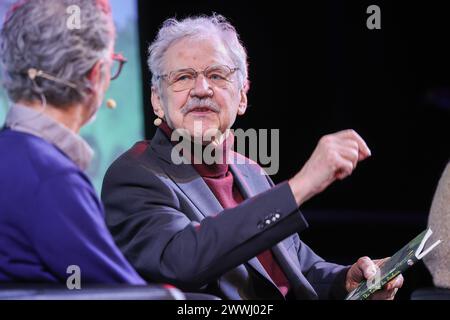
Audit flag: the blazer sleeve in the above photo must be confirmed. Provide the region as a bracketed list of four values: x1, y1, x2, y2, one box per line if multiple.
[101, 155, 309, 290]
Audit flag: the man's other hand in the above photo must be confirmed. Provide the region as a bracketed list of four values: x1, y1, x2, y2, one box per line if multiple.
[346, 256, 404, 300]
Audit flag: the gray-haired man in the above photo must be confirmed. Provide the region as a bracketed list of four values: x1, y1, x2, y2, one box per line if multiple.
[102, 14, 403, 299]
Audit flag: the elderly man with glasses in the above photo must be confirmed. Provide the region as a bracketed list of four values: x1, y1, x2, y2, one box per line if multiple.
[102, 14, 403, 299]
[0, 0, 144, 285]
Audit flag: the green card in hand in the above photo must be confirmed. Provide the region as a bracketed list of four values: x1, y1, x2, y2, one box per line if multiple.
[345, 228, 442, 300]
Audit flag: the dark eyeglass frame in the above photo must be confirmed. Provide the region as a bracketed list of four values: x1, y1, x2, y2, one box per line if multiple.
[110, 53, 127, 80]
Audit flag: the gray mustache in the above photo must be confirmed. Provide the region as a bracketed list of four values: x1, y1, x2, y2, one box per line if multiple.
[180, 98, 220, 115]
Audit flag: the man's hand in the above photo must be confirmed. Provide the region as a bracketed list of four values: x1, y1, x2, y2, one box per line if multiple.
[346, 256, 404, 300]
[289, 129, 371, 206]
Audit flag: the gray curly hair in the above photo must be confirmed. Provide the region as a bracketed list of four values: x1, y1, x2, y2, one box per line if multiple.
[0, 0, 114, 108]
[148, 14, 249, 95]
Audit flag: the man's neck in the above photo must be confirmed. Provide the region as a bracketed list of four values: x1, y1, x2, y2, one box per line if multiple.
[159, 121, 234, 168]
[17, 100, 87, 133]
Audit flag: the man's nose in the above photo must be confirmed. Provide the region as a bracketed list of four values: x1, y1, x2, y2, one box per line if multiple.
[190, 74, 213, 98]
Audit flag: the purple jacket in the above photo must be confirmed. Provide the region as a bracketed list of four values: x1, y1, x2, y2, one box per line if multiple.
[0, 128, 145, 285]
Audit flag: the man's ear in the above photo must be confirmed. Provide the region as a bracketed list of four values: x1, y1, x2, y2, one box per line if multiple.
[237, 85, 248, 116]
[86, 60, 103, 89]
[151, 86, 165, 118]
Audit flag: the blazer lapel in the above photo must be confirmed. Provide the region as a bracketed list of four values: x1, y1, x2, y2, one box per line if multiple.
[229, 161, 285, 291]
[272, 244, 318, 300]
[149, 129, 223, 218]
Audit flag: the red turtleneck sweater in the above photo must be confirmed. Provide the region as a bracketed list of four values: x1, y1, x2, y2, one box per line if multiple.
[159, 122, 290, 297]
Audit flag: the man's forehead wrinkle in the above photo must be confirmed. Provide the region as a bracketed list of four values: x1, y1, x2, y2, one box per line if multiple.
[163, 36, 233, 72]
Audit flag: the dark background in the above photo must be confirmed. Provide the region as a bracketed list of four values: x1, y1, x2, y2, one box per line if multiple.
[137, 0, 449, 300]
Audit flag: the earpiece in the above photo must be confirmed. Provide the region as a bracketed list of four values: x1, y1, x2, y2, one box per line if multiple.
[154, 117, 162, 126]
[106, 99, 117, 109]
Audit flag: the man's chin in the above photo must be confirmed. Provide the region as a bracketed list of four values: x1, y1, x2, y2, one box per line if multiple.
[192, 128, 221, 145]
[183, 121, 221, 142]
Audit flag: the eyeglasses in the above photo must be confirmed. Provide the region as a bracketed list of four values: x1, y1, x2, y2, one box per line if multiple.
[157, 65, 239, 92]
[110, 52, 127, 80]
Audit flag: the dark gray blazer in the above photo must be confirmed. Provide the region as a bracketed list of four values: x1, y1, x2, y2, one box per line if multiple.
[101, 129, 349, 300]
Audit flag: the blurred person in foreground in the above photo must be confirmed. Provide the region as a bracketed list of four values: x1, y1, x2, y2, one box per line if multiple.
[0, 0, 144, 285]
[424, 161, 450, 290]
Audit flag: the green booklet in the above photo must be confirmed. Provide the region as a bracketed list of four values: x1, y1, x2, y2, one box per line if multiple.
[345, 228, 442, 300]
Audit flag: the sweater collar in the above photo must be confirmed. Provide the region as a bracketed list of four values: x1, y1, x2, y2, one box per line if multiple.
[158, 121, 233, 178]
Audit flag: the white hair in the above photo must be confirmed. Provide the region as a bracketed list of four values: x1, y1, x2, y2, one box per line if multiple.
[148, 14, 249, 94]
